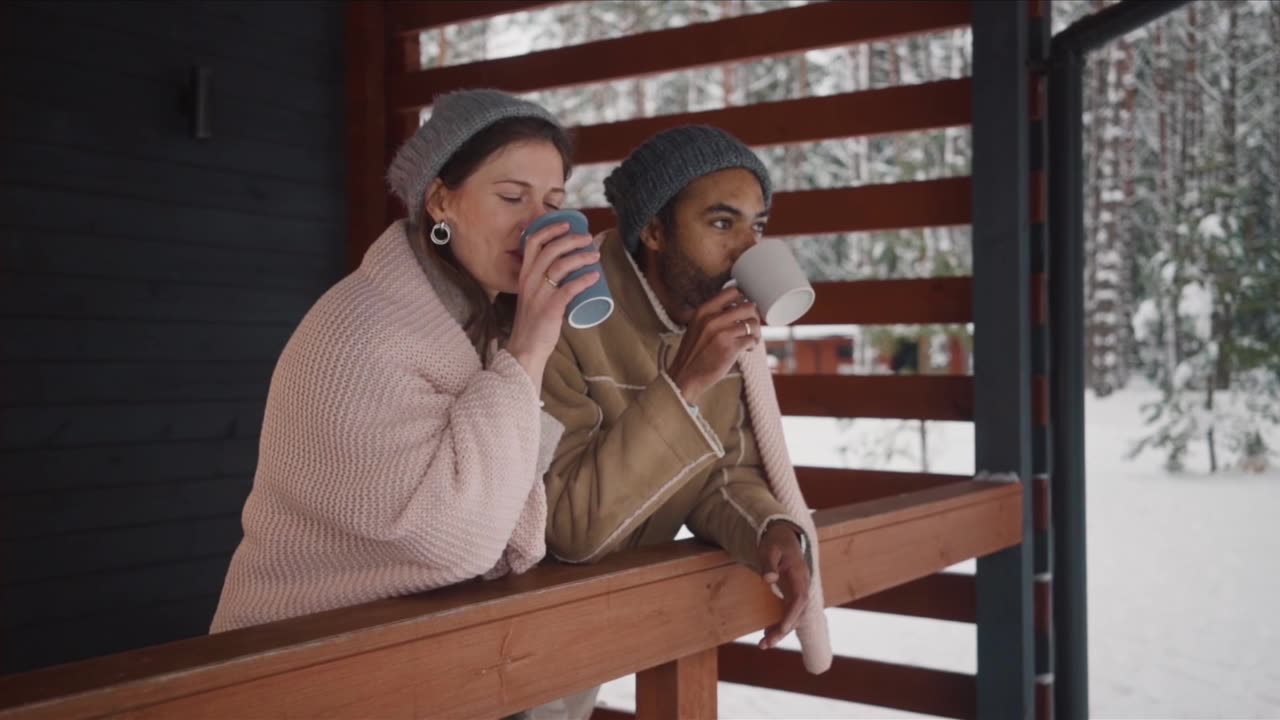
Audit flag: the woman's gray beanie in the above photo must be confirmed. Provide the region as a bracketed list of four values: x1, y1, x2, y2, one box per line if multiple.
[386, 89, 561, 230]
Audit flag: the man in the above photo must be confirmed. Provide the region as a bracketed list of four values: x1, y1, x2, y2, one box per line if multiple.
[540, 126, 832, 675]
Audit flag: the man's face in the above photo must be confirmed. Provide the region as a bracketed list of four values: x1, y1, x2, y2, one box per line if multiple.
[645, 168, 769, 321]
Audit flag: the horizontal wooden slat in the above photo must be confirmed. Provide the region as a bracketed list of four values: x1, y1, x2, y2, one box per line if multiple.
[1034, 371, 1044, 422]
[776, 374, 973, 421]
[582, 177, 974, 238]
[770, 177, 976, 235]
[796, 467, 966, 509]
[801, 277, 973, 326]
[1038, 677, 1053, 720]
[391, 1, 972, 108]
[594, 636, 988, 720]
[1032, 271, 1047, 325]
[1033, 474, 1050, 532]
[1032, 169, 1045, 223]
[1035, 576, 1052, 635]
[388, 1, 559, 34]
[573, 79, 974, 165]
[720, 643, 976, 719]
[844, 572, 976, 623]
[0, 481, 1021, 720]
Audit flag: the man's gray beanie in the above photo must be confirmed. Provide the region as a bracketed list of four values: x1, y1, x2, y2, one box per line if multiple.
[603, 125, 772, 253]
[386, 89, 561, 230]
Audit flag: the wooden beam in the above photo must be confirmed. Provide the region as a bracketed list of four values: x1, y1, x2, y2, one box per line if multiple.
[775, 375, 973, 421]
[0, 482, 1021, 720]
[844, 572, 976, 624]
[581, 177, 973, 239]
[719, 644, 976, 719]
[387, 1, 560, 35]
[345, 0, 390, 271]
[572, 79, 974, 165]
[800, 277, 973, 326]
[796, 467, 966, 510]
[771, 177, 976, 235]
[635, 648, 716, 720]
[391, 1, 972, 108]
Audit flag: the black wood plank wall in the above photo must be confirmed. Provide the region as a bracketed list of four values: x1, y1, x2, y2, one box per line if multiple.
[0, 0, 347, 673]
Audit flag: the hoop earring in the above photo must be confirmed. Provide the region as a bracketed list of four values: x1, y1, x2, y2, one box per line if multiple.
[430, 220, 452, 246]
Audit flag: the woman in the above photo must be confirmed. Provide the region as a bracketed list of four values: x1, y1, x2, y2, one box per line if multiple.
[210, 89, 599, 638]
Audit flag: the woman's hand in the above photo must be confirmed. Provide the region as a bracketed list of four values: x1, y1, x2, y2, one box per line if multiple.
[506, 222, 600, 383]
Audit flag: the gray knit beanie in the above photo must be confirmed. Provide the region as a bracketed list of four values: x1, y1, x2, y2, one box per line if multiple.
[386, 89, 561, 230]
[603, 125, 772, 253]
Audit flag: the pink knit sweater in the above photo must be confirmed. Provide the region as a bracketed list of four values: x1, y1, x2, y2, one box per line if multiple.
[210, 222, 553, 633]
[738, 340, 833, 673]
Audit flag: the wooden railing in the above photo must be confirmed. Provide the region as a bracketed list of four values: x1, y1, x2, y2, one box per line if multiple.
[0, 481, 1020, 720]
[344, 0, 1050, 715]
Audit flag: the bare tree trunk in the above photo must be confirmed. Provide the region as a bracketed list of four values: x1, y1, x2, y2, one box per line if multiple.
[1084, 0, 1110, 393]
[919, 421, 930, 472]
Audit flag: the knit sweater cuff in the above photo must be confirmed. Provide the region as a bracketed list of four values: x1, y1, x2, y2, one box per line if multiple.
[491, 349, 542, 409]
[536, 411, 565, 479]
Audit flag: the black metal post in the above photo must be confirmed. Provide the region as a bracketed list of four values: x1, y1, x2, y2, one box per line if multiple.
[1048, 43, 1088, 720]
[1047, 2, 1194, 719]
[1055, 0, 1194, 54]
[972, 2, 1034, 718]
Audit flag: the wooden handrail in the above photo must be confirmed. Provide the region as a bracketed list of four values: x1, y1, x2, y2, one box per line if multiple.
[0, 481, 1020, 720]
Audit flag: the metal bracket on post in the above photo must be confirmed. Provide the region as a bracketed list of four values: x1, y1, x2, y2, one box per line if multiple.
[975, 471, 1022, 484]
[181, 65, 213, 140]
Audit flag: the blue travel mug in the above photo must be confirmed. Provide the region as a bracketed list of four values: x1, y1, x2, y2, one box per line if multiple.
[520, 209, 614, 329]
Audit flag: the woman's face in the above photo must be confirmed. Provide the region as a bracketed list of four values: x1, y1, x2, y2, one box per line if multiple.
[426, 140, 567, 298]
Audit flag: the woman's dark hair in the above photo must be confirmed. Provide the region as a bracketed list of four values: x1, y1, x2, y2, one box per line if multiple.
[418, 116, 574, 364]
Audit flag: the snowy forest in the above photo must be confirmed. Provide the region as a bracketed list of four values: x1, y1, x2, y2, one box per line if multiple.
[415, 0, 1280, 474]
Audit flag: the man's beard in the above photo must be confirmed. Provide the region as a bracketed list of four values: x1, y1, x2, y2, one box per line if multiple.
[657, 235, 731, 315]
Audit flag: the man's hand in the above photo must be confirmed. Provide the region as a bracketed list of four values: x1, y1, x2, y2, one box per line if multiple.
[756, 521, 810, 650]
[667, 288, 761, 404]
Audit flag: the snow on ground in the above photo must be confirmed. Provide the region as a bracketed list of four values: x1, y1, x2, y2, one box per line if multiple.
[596, 383, 1280, 718]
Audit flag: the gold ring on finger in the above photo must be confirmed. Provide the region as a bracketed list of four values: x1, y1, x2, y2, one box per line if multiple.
[544, 274, 560, 289]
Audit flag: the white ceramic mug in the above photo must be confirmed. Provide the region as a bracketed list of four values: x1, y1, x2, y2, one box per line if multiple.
[728, 239, 815, 326]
